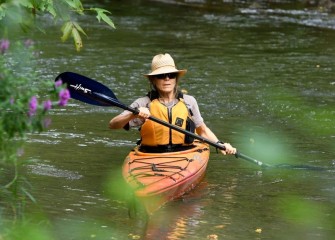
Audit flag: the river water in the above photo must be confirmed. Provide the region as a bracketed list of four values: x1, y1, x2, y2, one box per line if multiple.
[24, 1, 334, 239]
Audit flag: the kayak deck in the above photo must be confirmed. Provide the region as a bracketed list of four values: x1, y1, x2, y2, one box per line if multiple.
[122, 141, 210, 214]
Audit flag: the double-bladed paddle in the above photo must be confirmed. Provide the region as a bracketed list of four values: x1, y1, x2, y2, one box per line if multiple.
[55, 72, 267, 166]
[55, 72, 327, 171]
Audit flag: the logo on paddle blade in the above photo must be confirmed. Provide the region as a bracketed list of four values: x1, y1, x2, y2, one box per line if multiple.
[69, 84, 92, 94]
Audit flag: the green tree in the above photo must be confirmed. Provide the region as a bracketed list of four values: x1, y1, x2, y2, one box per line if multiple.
[0, 0, 115, 51]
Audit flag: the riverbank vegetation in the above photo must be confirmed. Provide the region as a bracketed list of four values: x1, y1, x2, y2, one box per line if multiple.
[0, 1, 114, 238]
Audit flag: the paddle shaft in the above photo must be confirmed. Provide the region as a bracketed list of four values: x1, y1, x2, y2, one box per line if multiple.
[96, 91, 324, 170]
[59, 72, 329, 171]
[94, 92, 269, 167]
[58, 72, 270, 168]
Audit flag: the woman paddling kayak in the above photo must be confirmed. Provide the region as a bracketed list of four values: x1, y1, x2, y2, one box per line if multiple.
[109, 53, 236, 155]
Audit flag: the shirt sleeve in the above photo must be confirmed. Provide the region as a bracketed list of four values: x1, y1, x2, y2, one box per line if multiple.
[120, 96, 150, 128]
[183, 94, 204, 128]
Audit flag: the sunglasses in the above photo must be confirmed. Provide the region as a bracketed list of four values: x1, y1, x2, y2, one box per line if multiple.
[154, 72, 178, 79]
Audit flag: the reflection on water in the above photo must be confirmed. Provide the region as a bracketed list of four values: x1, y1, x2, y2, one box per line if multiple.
[142, 182, 209, 240]
[21, 1, 335, 239]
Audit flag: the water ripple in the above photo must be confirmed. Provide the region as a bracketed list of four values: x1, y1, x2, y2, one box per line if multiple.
[239, 8, 335, 30]
[28, 163, 83, 180]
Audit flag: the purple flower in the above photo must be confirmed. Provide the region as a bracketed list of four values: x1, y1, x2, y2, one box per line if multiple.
[55, 79, 63, 88]
[0, 39, 10, 54]
[43, 100, 52, 111]
[28, 96, 38, 117]
[58, 89, 70, 106]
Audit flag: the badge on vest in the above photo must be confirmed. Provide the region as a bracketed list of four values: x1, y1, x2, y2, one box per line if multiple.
[175, 117, 184, 127]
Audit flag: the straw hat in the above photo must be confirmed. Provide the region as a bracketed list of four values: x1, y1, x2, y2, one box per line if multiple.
[144, 53, 187, 78]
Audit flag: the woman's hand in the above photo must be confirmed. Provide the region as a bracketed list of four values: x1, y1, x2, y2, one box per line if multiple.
[137, 107, 151, 120]
[218, 142, 237, 155]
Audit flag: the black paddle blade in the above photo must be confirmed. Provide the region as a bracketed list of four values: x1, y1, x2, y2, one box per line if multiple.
[55, 72, 118, 107]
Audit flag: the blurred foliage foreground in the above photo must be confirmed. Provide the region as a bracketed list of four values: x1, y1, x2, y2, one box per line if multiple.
[0, 0, 114, 239]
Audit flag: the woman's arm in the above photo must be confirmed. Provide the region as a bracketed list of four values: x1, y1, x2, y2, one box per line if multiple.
[109, 97, 151, 130]
[196, 123, 236, 155]
[109, 107, 150, 129]
[109, 111, 135, 129]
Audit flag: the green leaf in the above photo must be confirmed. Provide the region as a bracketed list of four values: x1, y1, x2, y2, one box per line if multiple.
[21, 187, 36, 203]
[18, 0, 34, 8]
[0, 9, 4, 20]
[0, 3, 8, 20]
[71, 27, 82, 51]
[45, 0, 57, 17]
[64, 0, 83, 11]
[72, 21, 86, 36]
[61, 21, 73, 42]
[91, 7, 116, 29]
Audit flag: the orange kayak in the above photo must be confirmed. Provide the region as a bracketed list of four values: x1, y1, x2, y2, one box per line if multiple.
[122, 141, 210, 214]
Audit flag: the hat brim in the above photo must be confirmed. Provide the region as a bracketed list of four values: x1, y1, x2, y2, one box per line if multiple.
[144, 66, 187, 78]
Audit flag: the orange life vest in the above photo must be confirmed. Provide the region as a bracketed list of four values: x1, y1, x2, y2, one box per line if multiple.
[140, 92, 193, 146]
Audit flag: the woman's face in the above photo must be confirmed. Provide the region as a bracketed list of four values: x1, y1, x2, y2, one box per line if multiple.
[152, 72, 178, 94]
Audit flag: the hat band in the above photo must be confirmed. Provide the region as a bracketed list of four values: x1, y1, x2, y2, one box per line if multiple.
[152, 64, 176, 72]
